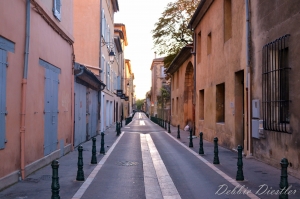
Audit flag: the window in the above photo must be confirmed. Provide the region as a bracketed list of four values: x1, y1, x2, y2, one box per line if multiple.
[262, 35, 290, 133]
[176, 97, 179, 114]
[207, 32, 212, 55]
[216, 83, 225, 123]
[106, 63, 110, 90]
[0, 49, 7, 149]
[172, 98, 174, 114]
[197, 32, 201, 64]
[161, 66, 165, 78]
[224, 0, 232, 42]
[176, 71, 179, 89]
[101, 56, 105, 82]
[101, 9, 106, 38]
[199, 90, 204, 120]
[53, 0, 61, 21]
[0, 36, 14, 149]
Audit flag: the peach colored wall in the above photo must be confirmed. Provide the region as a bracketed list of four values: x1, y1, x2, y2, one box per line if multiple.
[0, 0, 73, 179]
[170, 57, 194, 129]
[193, 0, 247, 149]
[74, 0, 100, 72]
[0, 0, 25, 178]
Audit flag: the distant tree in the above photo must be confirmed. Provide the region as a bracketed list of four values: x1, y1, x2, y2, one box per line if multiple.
[136, 99, 145, 110]
[152, 0, 200, 68]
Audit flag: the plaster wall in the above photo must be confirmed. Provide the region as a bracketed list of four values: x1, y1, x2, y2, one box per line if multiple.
[250, 0, 300, 177]
[194, 0, 247, 149]
[0, 0, 73, 181]
[171, 57, 194, 129]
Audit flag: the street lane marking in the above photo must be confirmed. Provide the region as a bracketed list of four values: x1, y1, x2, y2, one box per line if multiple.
[141, 134, 164, 199]
[72, 132, 125, 199]
[164, 131, 259, 199]
[143, 134, 182, 199]
[140, 120, 145, 125]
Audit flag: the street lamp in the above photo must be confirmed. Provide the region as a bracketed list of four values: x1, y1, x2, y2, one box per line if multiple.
[101, 40, 116, 64]
[109, 49, 115, 64]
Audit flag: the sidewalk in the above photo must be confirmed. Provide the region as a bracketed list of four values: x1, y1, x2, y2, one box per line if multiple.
[0, 122, 123, 199]
[165, 123, 300, 198]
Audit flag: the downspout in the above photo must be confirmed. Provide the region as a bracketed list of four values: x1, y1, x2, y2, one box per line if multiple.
[245, 0, 252, 156]
[192, 29, 196, 135]
[99, 0, 103, 133]
[20, 0, 30, 179]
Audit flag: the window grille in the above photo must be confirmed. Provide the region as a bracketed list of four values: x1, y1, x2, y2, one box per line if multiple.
[262, 34, 290, 133]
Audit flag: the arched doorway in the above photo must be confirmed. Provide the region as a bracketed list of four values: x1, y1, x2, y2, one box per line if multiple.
[184, 62, 194, 129]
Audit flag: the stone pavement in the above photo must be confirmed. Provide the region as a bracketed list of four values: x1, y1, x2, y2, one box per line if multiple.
[0, 121, 124, 199]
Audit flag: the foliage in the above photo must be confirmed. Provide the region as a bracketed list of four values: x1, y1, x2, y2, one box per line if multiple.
[152, 0, 200, 67]
[157, 85, 171, 106]
[136, 99, 145, 110]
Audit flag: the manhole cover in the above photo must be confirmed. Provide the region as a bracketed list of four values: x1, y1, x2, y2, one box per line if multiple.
[40, 175, 52, 181]
[117, 161, 138, 166]
[24, 178, 40, 183]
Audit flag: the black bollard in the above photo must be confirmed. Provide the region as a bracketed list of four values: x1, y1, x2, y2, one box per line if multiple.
[177, 125, 180, 139]
[120, 119, 122, 128]
[279, 158, 289, 199]
[236, 145, 244, 181]
[91, 137, 97, 164]
[116, 122, 119, 136]
[168, 121, 171, 133]
[51, 160, 60, 199]
[189, 128, 193, 147]
[165, 120, 167, 129]
[213, 137, 220, 164]
[118, 122, 121, 136]
[100, 132, 106, 154]
[199, 132, 204, 155]
[76, 145, 85, 181]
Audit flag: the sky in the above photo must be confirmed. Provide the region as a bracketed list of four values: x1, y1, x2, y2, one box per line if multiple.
[114, 0, 175, 100]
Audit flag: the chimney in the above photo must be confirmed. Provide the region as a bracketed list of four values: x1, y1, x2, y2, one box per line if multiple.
[154, 51, 157, 59]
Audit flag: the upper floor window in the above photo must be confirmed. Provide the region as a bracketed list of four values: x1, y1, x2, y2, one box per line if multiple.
[262, 34, 290, 133]
[53, 0, 61, 21]
[197, 32, 201, 64]
[224, 0, 232, 42]
[207, 32, 212, 55]
[161, 66, 165, 78]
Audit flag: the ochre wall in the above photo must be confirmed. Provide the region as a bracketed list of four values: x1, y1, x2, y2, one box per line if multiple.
[194, 0, 247, 150]
[251, 0, 300, 177]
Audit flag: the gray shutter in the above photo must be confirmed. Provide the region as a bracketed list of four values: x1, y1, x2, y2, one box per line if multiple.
[117, 76, 121, 90]
[101, 56, 105, 81]
[53, 0, 61, 21]
[101, 10, 105, 37]
[0, 49, 7, 149]
[106, 63, 110, 90]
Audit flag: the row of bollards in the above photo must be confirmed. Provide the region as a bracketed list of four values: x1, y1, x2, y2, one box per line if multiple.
[51, 131, 111, 198]
[197, 131, 290, 198]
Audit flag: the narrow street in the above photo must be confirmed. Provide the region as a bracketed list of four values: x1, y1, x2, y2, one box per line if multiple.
[1, 112, 300, 199]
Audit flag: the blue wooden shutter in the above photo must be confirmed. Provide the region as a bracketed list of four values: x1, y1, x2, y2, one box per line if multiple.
[101, 10, 105, 37]
[101, 56, 105, 81]
[53, 0, 61, 21]
[117, 76, 121, 90]
[0, 49, 7, 149]
[106, 63, 110, 90]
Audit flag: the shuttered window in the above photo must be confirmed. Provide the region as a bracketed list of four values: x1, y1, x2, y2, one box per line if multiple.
[106, 63, 110, 90]
[53, 0, 61, 21]
[0, 49, 7, 149]
[117, 76, 121, 90]
[102, 10, 105, 38]
[101, 56, 105, 81]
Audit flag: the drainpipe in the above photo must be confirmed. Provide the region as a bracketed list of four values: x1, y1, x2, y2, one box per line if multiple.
[192, 29, 196, 134]
[99, 0, 103, 133]
[20, 0, 30, 179]
[245, 0, 252, 156]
